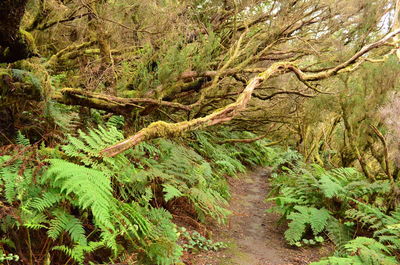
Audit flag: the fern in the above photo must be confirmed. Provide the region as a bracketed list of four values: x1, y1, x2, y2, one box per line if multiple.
[284, 206, 331, 245]
[0, 155, 36, 204]
[269, 152, 400, 264]
[106, 115, 125, 129]
[52, 241, 103, 264]
[138, 208, 182, 265]
[23, 212, 49, 230]
[326, 219, 354, 254]
[0, 156, 19, 203]
[311, 237, 397, 265]
[162, 184, 183, 202]
[29, 189, 62, 212]
[15, 131, 30, 146]
[44, 159, 113, 229]
[48, 209, 87, 246]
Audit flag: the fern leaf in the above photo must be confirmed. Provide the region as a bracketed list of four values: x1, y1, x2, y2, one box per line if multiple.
[48, 210, 87, 246]
[45, 159, 113, 229]
[162, 184, 183, 202]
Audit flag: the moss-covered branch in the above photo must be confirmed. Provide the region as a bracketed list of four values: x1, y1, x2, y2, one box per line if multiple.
[55, 88, 191, 114]
[101, 29, 400, 157]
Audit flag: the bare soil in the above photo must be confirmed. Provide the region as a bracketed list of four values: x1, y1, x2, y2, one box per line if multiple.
[184, 168, 333, 265]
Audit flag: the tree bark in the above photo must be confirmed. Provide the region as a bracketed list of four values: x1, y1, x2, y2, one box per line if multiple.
[0, 0, 37, 63]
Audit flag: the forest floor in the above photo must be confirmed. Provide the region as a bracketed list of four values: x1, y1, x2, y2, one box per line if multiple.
[184, 168, 333, 265]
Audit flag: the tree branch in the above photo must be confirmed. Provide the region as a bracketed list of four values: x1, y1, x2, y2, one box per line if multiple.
[253, 90, 315, 100]
[54, 88, 191, 114]
[100, 29, 400, 157]
[370, 125, 394, 185]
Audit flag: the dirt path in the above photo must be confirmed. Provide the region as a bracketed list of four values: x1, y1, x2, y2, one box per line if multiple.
[188, 168, 331, 265]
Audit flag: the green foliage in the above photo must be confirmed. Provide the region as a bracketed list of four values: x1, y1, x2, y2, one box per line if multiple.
[0, 155, 35, 204]
[48, 209, 87, 245]
[130, 138, 231, 224]
[11, 69, 41, 91]
[16, 131, 30, 146]
[192, 131, 246, 176]
[0, 123, 273, 264]
[284, 206, 330, 246]
[45, 160, 113, 230]
[52, 241, 103, 264]
[0, 253, 19, 262]
[268, 152, 400, 263]
[139, 208, 182, 265]
[180, 227, 227, 252]
[310, 237, 398, 265]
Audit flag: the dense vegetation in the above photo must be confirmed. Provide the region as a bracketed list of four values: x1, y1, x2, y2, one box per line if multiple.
[1, 0, 400, 264]
[1, 124, 275, 264]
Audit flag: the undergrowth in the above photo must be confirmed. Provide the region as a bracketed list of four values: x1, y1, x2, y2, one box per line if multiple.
[267, 151, 400, 264]
[0, 122, 275, 264]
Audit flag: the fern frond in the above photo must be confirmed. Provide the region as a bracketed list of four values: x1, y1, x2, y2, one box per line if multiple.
[15, 131, 30, 146]
[285, 206, 331, 245]
[23, 213, 49, 230]
[52, 241, 103, 265]
[48, 210, 87, 246]
[30, 190, 62, 212]
[45, 159, 113, 229]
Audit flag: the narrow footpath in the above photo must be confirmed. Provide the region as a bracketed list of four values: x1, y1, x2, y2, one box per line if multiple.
[189, 168, 331, 265]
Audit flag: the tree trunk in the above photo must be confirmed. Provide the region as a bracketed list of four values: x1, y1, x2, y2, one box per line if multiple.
[0, 0, 37, 63]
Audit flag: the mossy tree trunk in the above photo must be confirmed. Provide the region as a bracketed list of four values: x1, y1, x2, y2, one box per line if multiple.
[0, 0, 37, 63]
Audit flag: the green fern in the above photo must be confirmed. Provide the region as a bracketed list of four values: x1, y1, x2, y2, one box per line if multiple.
[29, 189, 62, 212]
[284, 206, 331, 245]
[15, 131, 30, 146]
[138, 208, 182, 265]
[23, 212, 49, 230]
[48, 209, 87, 246]
[311, 237, 397, 265]
[52, 241, 103, 264]
[45, 159, 113, 229]
[326, 219, 354, 254]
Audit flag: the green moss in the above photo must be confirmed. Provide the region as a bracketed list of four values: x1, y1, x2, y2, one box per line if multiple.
[0, 69, 11, 78]
[19, 29, 38, 54]
[0, 69, 12, 93]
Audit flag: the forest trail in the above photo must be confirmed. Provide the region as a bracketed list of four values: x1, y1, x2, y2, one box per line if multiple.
[189, 168, 331, 265]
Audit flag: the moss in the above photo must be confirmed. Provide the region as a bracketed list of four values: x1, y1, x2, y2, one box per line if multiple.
[121, 90, 140, 98]
[19, 29, 38, 54]
[0, 69, 12, 93]
[0, 69, 11, 78]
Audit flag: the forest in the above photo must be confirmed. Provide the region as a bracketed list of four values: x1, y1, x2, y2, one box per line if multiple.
[1, 0, 400, 264]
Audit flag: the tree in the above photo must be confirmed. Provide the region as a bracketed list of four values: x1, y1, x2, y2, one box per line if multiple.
[1, 0, 399, 157]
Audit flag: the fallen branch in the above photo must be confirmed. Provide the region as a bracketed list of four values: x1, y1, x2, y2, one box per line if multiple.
[54, 88, 191, 114]
[100, 29, 400, 157]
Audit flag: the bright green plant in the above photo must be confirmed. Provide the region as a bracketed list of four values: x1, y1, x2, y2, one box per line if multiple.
[267, 151, 400, 263]
[0, 125, 275, 264]
[284, 206, 330, 246]
[179, 227, 227, 252]
[310, 237, 398, 265]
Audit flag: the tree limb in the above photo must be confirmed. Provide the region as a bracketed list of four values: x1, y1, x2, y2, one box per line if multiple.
[100, 29, 400, 157]
[253, 90, 315, 100]
[54, 88, 191, 114]
[370, 125, 394, 185]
